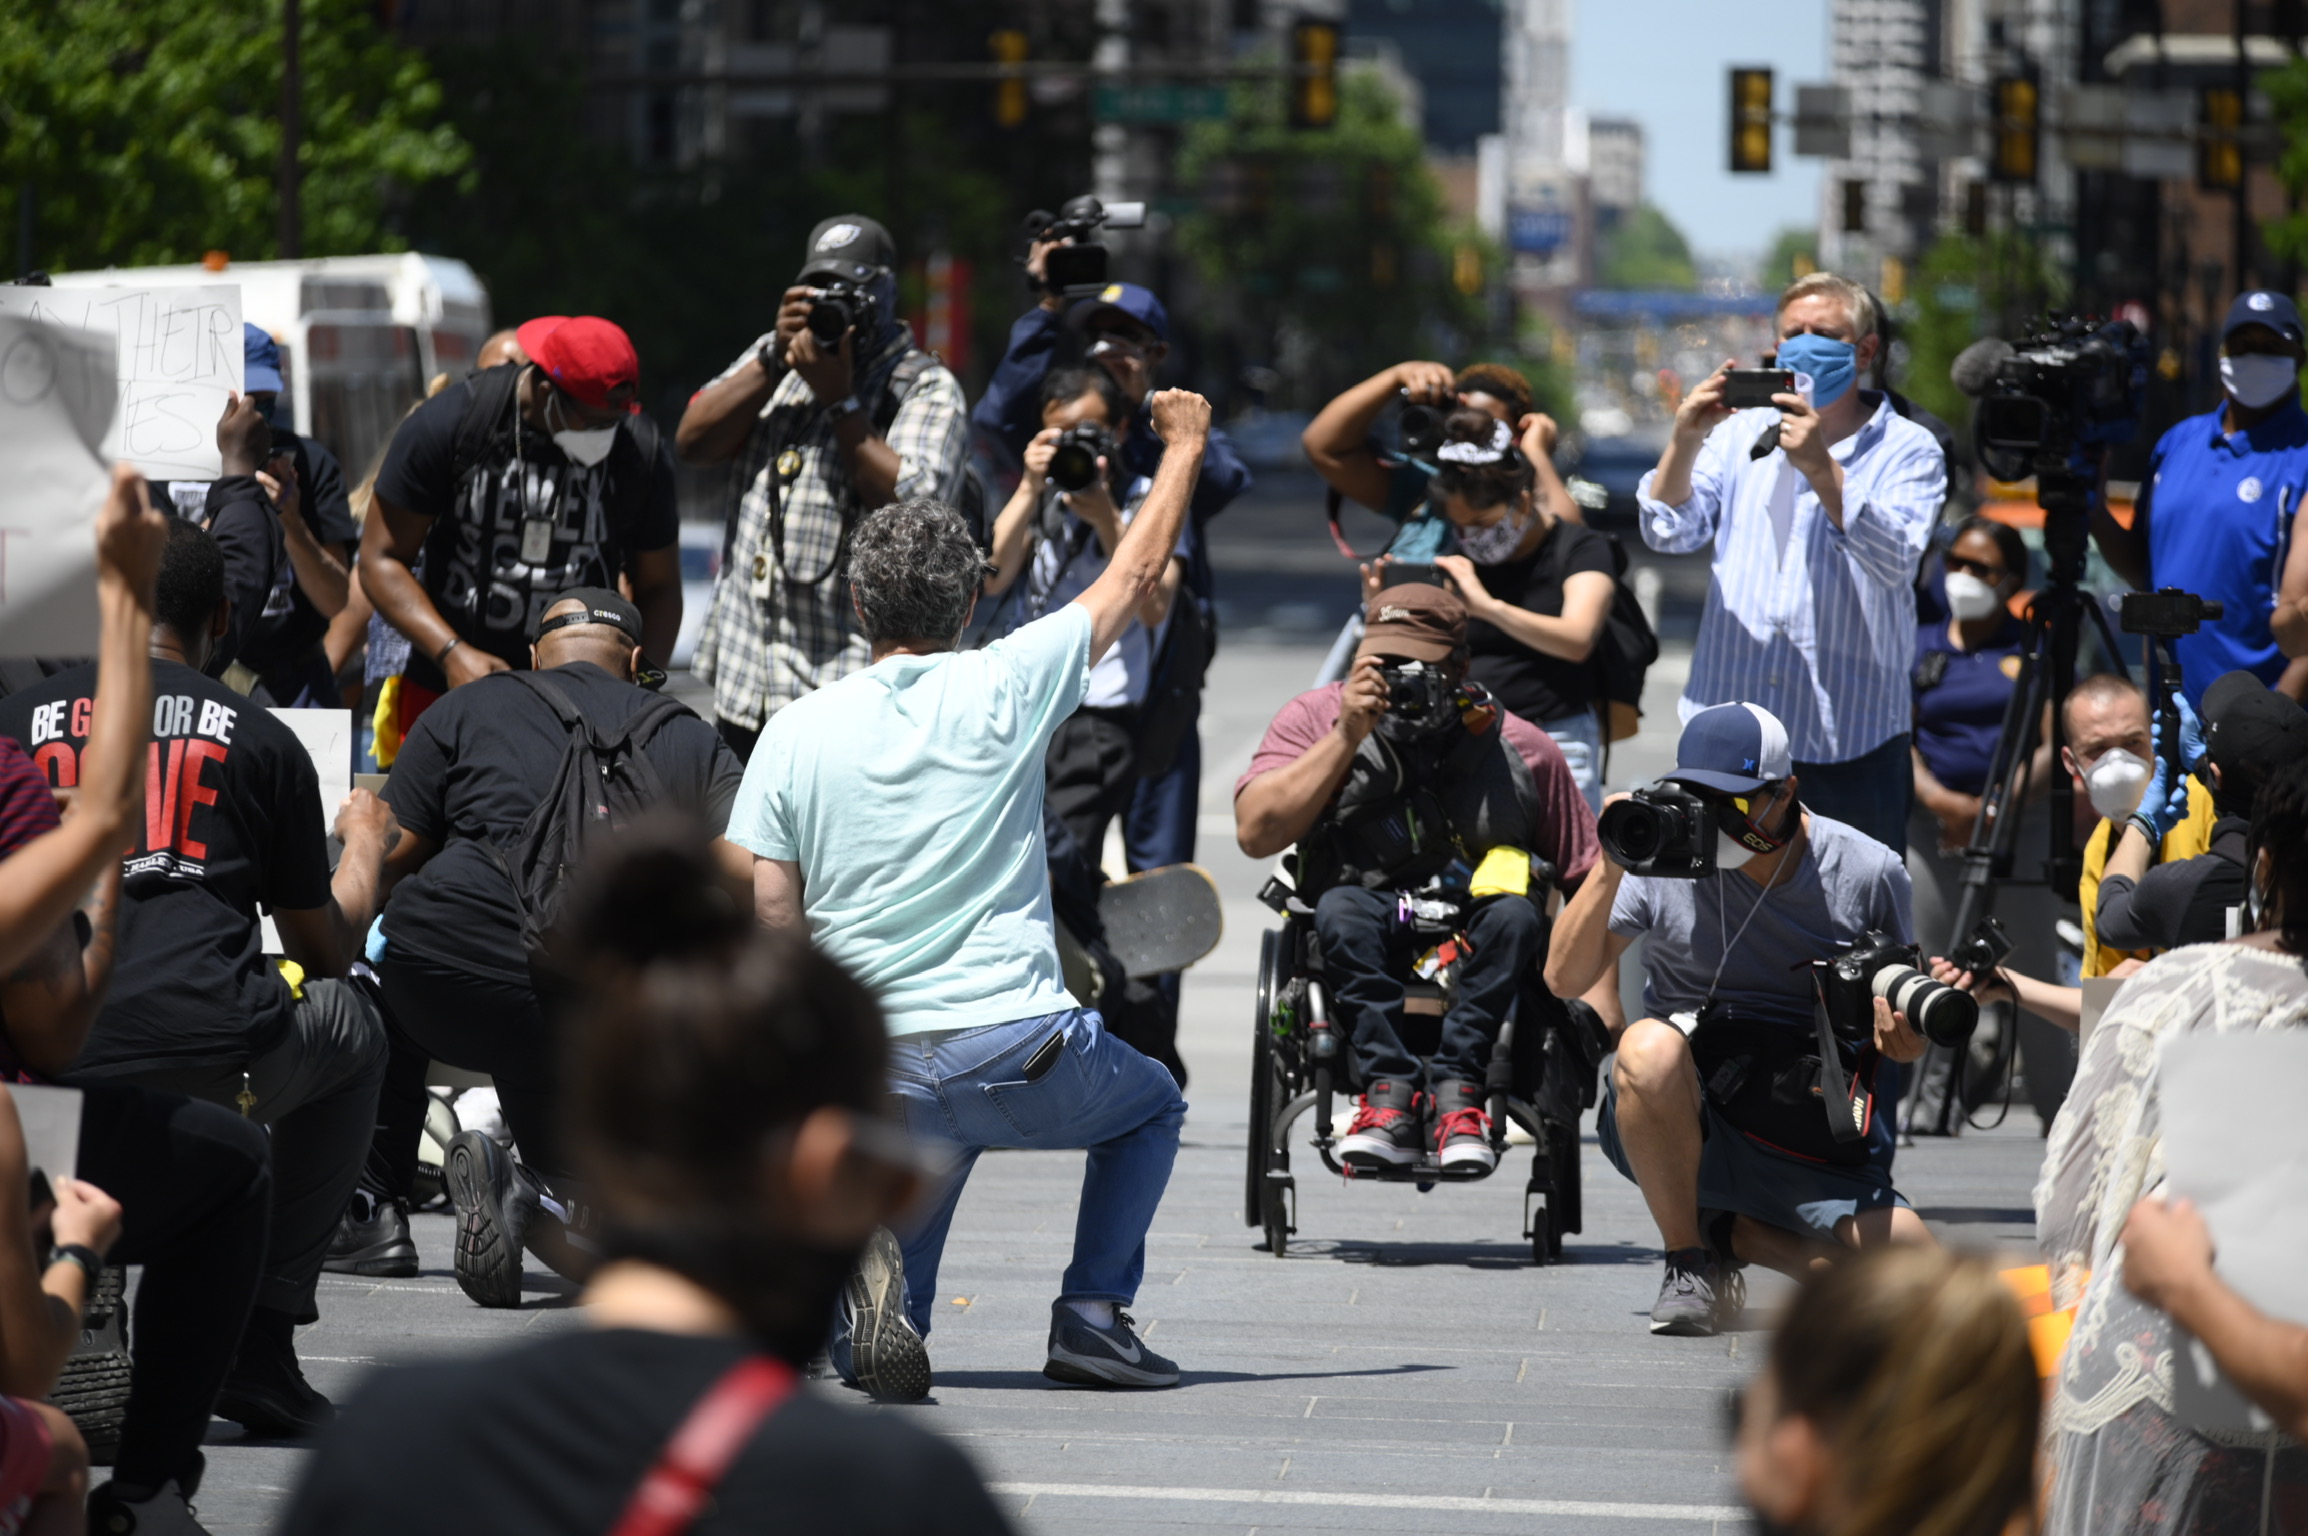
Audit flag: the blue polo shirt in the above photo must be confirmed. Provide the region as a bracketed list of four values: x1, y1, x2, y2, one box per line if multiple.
[2144, 397, 2308, 712]
[1913, 607, 2027, 796]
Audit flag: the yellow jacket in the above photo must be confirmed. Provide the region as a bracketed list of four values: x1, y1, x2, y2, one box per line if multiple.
[2078, 774, 2217, 977]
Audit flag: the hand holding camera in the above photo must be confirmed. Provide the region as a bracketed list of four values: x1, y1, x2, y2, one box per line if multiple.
[764, 285, 815, 374]
[1336, 655, 1390, 748]
[788, 317, 856, 409]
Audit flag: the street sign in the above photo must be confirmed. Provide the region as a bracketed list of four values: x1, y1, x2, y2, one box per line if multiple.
[1794, 85, 1849, 159]
[1508, 206, 1573, 255]
[1093, 83, 1229, 124]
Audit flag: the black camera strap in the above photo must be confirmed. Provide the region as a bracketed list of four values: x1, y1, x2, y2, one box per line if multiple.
[1806, 972, 1873, 1146]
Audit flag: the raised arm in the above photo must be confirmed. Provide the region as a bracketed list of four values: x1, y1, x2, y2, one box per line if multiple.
[1072, 390, 1208, 661]
[676, 292, 810, 465]
[1235, 656, 1388, 859]
[0, 467, 165, 978]
[1544, 841, 1635, 1002]
[1302, 362, 1452, 511]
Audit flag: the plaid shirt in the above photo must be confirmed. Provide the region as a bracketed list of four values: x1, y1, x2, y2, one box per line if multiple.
[693, 329, 968, 730]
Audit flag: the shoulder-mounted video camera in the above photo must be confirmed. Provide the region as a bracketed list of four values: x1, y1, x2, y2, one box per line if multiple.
[1023, 194, 1148, 298]
[1971, 314, 2148, 483]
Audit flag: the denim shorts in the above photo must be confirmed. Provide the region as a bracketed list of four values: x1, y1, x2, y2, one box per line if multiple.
[1595, 1052, 1909, 1240]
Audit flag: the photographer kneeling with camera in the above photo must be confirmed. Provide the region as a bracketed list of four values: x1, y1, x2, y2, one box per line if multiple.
[1547, 703, 1936, 1338]
[1235, 585, 1598, 1171]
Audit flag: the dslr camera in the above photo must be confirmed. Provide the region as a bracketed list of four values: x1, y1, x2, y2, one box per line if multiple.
[1047, 424, 1115, 494]
[1597, 781, 1718, 879]
[1973, 314, 2148, 483]
[1023, 194, 1148, 297]
[1398, 390, 1447, 458]
[1814, 931, 1978, 1048]
[806, 278, 877, 345]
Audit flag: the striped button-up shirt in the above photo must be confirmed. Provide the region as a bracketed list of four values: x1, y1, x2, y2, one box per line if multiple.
[1637, 396, 1945, 764]
[693, 329, 969, 731]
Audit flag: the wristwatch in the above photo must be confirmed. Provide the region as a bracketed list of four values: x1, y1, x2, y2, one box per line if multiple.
[48, 1244, 100, 1282]
[823, 395, 865, 425]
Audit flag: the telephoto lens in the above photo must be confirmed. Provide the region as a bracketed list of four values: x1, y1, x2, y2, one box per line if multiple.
[1047, 426, 1113, 493]
[1871, 963, 1978, 1048]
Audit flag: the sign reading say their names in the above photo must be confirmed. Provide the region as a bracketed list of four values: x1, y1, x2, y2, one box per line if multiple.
[0, 285, 243, 480]
[0, 314, 118, 656]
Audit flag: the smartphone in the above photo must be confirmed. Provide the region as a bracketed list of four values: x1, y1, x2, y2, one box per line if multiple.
[1721, 368, 1796, 409]
[1376, 562, 1444, 587]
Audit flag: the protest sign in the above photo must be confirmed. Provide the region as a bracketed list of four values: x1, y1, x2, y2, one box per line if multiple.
[0, 314, 118, 656]
[259, 709, 353, 956]
[0, 285, 242, 480]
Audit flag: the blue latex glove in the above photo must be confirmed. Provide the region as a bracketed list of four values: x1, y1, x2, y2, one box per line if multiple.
[2171, 689, 2207, 776]
[2137, 741, 2193, 839]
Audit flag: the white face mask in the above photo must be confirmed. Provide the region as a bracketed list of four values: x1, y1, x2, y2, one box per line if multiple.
[1944, 570, 2003, 622]
[1714, 831, 1756, 872]
[2082, 747, 2151, 821]
[2221, 352, 2300, 410]
[545, 390, 619, 467]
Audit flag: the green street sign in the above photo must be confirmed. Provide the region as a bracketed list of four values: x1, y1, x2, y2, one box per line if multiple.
[1094, 84, 1229, 124]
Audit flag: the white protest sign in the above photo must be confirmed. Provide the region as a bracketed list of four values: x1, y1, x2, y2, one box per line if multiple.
[260, 709, 353, 956]
[0, 314, 117, 656]
[2159, 1030, 2308, 1434]
[0, 285, 242, 480]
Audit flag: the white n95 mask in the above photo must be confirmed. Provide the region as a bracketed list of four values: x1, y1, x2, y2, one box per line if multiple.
[2083, 748, 2151, 821]
[1943, 570, 2003, 622]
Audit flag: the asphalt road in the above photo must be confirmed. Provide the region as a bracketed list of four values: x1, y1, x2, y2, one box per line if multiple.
[176, 486, 2051, 1532]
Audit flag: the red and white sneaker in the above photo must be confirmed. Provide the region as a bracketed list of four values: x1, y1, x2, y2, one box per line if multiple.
[1433, 1080, 1497, 1172]
[1338, 1080, 1424, 1168]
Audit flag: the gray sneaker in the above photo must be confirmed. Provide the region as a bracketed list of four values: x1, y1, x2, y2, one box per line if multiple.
[1043, 1301, 1180, 1388]
[844, 1227, 931, 1402]
[1649, 1248, 1727, 1337]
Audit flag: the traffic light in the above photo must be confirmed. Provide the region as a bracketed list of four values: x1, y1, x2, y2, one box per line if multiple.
[1729, 67, 1773, 174]
[2201, 86, 2244, 190]
[1290, 19, 1340, 129]
[991, 30, 1028, 128]
[1990, 72, 2038, 184]
[1841, 179, 1866, 233]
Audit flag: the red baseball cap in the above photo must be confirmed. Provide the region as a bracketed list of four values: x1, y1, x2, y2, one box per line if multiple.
[515, 316, 640, 412]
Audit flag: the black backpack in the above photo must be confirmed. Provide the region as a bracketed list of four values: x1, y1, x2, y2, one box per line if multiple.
[480, 670, 693, 966]
[1592, 531, 1660, 744]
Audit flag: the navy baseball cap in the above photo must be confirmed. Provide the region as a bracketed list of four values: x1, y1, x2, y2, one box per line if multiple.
[1075, 282, 1170, 344]
[1665, 703, 1794, 795]
[2224, 291, 2304, 346]
[243, 323, 284, 394]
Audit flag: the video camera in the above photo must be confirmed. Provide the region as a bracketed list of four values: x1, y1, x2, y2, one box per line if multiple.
[1968, 315, 2148, 485]
[1814, 931, 1979, 1048]
[1597, 781, 1719, 879]
[1047, 424, 1115, 494]
[1023, 194, 1149, 298]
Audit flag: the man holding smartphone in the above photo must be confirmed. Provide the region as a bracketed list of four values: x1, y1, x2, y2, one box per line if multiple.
[1638, 271, 1947, 852]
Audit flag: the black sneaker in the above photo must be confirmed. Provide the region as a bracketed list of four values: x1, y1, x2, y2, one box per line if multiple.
[1650, 1247, 1728, 1337]
[1338, 1079, 1424, 1168]
[88, 1478, 210, 1535]
[1043, 1301, 1180, 1388]
[444, 1130, 534, 1309]
[843, 1227, 930, 1402]
[322, 1191, 418, 1278]
[214, 1307, 334, 1438]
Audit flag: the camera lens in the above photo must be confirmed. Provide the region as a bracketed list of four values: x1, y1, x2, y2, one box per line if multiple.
[1048, 440, 1100, 492]
[1598, 800, 1665, 864]
[807, 296, 853, 343]
[1874, 966, 1978, 1048]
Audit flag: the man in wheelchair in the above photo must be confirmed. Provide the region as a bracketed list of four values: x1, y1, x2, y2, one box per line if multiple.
[1546, 703, 1932, 1339]
[1235, 584, 1598, 1172]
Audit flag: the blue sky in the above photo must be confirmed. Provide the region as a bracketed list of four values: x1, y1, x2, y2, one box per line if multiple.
[1571, 0, 1830, 262]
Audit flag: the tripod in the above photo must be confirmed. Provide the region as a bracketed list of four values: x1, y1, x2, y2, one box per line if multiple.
[1920, 464, 2127, 1135]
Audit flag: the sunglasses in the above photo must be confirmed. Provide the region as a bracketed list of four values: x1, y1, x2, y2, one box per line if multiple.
[1944, 553, 2006, 582]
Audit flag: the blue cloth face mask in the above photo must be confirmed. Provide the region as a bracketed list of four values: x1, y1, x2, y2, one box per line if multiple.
[1774, 332, 1858, 410]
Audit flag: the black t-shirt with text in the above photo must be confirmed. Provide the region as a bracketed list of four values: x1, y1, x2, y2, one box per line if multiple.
[0, 661, 329, 1074]
[380, 663, 744, 986]
[375, 379, 679, 692]
[163, 429, 358, 676]
[1465, 518, 1615, 725]
[277, 1329, 1015, 1536]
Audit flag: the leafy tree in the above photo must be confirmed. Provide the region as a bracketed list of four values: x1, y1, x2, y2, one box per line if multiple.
[2261, 57, 2308, 268]
[1594, 204, 1696, 292]
[0, 0, 468, 271]
[1174, 65, 1505, 410]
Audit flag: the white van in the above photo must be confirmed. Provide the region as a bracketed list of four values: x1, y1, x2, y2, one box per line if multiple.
[43, 252, 492, 481]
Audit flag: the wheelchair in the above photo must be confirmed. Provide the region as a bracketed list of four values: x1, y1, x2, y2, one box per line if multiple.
[1244, 868, 1606, 1264]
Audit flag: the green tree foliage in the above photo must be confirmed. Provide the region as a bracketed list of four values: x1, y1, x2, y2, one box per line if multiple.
[1759, 226, 1818, 293]
[0, 0, 468, 270]
[1175, 66, 1508, 409]
[2260, 57, 2308, 267]
[1594, 204, 1696, 292]
[1895, 230, 2068, 450]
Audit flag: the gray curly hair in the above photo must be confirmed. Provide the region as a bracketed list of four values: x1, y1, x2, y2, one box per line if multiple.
[847, 497, 984, 645]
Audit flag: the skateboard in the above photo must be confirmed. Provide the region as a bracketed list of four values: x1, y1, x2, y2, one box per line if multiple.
[1097, 863, 1224, 978]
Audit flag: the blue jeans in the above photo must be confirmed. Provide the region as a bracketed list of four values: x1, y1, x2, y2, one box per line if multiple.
[1793, 732, 1912, 854]
[1313, 886, 1542, 1086]
[1539, 708, 1605, 816]
[877, 1007, 1186, 1338]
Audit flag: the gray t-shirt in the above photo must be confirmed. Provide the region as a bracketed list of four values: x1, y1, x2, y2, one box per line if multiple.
[1608, 813, 1913, 1030]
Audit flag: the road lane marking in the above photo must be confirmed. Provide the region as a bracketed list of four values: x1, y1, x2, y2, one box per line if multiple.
[987, 1483, 1742, 1522]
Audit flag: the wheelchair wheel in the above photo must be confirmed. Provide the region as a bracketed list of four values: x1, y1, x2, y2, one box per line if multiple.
[1245, 930, 1279, 1229]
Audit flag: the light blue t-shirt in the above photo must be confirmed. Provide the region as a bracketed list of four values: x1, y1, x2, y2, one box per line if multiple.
[726, 603, 1093, 1036]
